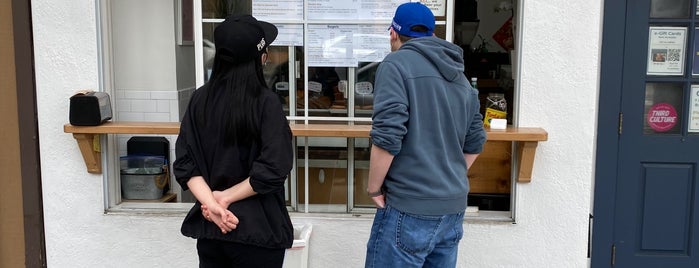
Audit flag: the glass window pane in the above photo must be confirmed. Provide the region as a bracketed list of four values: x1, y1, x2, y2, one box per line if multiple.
[202, 22, 217, 82]
[296, 138, 348, 213]
[354, 62, 379, 118]
[650, 0, 690, 18]
[294, 67, 343, 117]
[265, 46, 293, 115]
[434, 24, 447, 40]
[353, 138, 372, 208]
[644, 83, 683, 134]
[689, 85, 699, 132]
[203, 0, 251, 18]
[693, 28, 699, 76]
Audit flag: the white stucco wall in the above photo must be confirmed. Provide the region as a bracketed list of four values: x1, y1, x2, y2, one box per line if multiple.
[32, 0, 601, 267]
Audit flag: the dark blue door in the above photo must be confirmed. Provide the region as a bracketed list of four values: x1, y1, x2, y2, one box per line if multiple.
[595, 0, 699, 267]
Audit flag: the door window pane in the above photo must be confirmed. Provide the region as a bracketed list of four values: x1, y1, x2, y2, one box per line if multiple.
[689, 85, 699, 132]
[644, 83, 683, 135]
[650, 0, 690, 18]
[692, 28, 699, 76]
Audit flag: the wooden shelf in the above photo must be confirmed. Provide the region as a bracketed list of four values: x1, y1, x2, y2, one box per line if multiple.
[64, 121, 180, 135]
[288, 123, 371, 137]
[64, 121, 547, 182]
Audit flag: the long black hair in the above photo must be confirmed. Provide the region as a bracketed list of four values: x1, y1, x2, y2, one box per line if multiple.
[196, 50, 267, 146]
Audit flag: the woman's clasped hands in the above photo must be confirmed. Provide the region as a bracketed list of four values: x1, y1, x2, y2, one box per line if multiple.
[201, 191, 238, 234]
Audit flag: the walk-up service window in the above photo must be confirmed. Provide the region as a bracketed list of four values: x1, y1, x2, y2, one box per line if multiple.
[88, 0, 532, 219]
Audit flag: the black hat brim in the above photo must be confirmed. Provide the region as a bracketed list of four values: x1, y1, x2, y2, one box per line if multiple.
[257, 20, 278, 49]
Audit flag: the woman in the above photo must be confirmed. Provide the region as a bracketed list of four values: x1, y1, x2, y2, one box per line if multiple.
[173, 15, 293, 267]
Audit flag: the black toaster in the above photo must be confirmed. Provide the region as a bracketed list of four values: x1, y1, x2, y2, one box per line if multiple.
[69, 91, 113, 126]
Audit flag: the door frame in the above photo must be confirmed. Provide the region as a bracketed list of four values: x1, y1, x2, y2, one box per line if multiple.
[0, 0, 47, 266]
[591, 0, 626, 266]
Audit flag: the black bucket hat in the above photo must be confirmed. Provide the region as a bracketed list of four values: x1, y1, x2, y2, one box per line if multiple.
[214, 15, 278, 63]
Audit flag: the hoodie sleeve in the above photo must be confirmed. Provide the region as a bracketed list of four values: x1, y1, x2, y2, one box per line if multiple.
[463, 88, 487, 154]
[173, 105, 202, 191]
[370, 61, 409, 155]
[248, 94, 294, 194]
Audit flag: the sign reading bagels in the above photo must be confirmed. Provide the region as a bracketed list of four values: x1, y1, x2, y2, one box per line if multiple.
[647, 102, 678, 132]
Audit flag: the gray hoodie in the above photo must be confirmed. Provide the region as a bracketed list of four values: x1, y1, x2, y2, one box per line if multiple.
[370, 36, 486, 215]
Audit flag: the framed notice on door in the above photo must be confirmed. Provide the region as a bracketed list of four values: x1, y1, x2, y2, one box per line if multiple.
[690, 85, 699, 132]
[646, 27, 687, 76]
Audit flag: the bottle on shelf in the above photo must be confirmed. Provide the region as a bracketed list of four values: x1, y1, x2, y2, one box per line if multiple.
[484, 92, 507, 127]
[470, 77, 478, 90]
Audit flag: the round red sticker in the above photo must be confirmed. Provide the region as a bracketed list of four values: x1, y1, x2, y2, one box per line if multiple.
[647, 103, 677, 132]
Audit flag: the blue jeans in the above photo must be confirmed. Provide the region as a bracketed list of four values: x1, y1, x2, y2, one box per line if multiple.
[365, 205, 465, 268]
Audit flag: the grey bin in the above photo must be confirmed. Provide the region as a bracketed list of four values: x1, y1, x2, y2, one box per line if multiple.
[120, 156, 168, 200]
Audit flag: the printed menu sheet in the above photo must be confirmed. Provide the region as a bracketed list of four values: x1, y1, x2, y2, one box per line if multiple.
[308, 0, 408, 20]
[355, 25, 391, 62]
[253, 0, 304, 21]
[690, 85, 699, 132]
[252, 0, 444, 20]
[306, 24, 392, 66]
[419, 0, 445, 16]
[359, 0, 410, 19]
[274, 24, 304, 47]
[647, 27, 687, 76]
[307, 24, 358, 67]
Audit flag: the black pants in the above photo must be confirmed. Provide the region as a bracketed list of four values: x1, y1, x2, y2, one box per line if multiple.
[196, 238, 286, 268]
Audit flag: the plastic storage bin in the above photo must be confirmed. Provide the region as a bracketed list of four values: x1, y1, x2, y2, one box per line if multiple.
[127, 136, 171, 195]
[282, 224, 313, 268]
[120, 156, 168, 200]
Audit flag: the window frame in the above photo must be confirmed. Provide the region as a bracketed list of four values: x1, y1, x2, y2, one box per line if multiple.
[95, 0, 524, 222]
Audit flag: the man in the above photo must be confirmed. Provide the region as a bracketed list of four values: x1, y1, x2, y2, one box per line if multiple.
[364, 2, 487, 268]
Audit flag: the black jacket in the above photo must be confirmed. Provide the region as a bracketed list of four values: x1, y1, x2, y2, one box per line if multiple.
[173, 84, 293, 249]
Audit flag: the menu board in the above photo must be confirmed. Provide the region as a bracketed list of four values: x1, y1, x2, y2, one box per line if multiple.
[307, 0, 409, 20]
[647, 27, 687, 76]
[306, 24, 393, 66]
[248, 0, 436, 65]
[252, 0, 304, 21]
[355, 25, 391, 62]
[274, 24, 304, 47]
[359, 0, 410, 19]
[419, 0, 445, 16]
[253, 0, 443, 20]
[307, 24, 358, 67]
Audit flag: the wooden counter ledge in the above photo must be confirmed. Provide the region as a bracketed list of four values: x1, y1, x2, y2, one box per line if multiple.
[64, 122, 547, 182]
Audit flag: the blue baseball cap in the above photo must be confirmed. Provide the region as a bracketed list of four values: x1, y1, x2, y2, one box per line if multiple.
[390, 2, 435, 38]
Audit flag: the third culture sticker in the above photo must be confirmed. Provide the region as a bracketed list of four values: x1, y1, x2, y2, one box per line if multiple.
[647, 103, 678, 132]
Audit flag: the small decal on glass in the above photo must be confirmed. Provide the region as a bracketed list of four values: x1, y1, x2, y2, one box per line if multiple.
[647, 102, 678, 132]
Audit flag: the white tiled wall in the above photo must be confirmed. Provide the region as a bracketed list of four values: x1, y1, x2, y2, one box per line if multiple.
[115, 90, 180, 122]
[114, 89, 181, 156]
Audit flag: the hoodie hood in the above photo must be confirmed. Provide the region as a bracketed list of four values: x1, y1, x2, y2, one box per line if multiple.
[400, 36, 465, 82]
